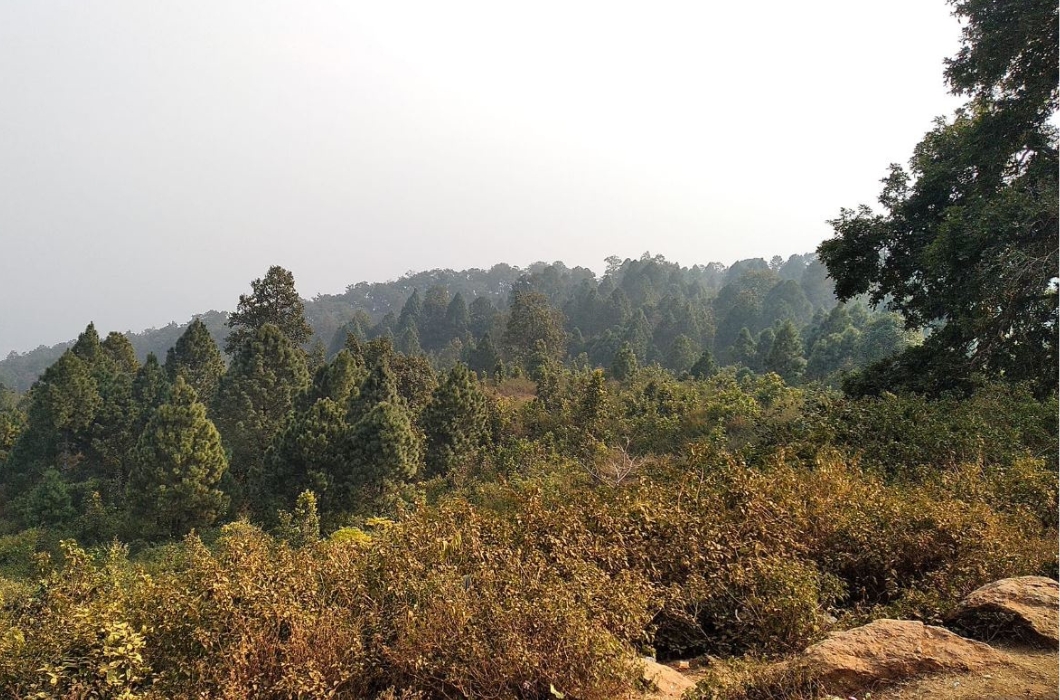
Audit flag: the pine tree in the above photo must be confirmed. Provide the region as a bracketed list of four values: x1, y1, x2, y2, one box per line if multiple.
[468, 333, 501, 378]
[609, 342, 638, 381]
[165, 318, 226, 405]
[690, 349, 719, 379]
[213, 324, 309, 509]
[225, 266, 313, 354]
[445, 293, 471, 341]
[7, 350, 101, 486]
[503, 290, 566, 366]
[130, 376, 229, 539]
[764, 320, 806, 382]
[346, 399, 421, 506]
[101, 332, 139, 375]
[347, 354, 400, 424]
[422, 363, 489, 477]
[132, 353, 170, 430]
[265, 397, 349, 515]
[665, 334, 699, 374]
[729, 327, 757, 368]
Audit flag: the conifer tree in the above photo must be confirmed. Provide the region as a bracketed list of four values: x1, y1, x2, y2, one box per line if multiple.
[101, 332, 139, 375]
[422, 363, 489, 477]
[690, 349, 719, 379]
[503, 290, 566, 366]
[265, 396, 349, 514]
[225, 266, 313, 354]
[7, 350, 101, 487]
[132, 353, 170, 429]
[729, 327, 757, 368]
[609, 342, 638, 381]
[130, 376, 229, 539]
[347, 354, 400, 424]
[397, 289, 423, 334]
[764, 320, 806, 382]
[445, 292, 471, 341]
[165, 318, 226, 405]
[346, 399, 421, 506]
[468, 333, 501, 378]
[213, 324, 309, 508]
[665, 334, 699, 374]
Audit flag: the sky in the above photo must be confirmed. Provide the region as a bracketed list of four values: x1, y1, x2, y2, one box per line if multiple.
[0, 0, 965, 356]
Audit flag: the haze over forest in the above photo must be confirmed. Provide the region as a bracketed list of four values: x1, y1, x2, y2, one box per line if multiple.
[0, 0, 965, 357]
[0, 1, 1056, 698]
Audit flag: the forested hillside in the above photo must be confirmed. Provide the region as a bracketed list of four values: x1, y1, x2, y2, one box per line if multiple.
[0, 252, 914, 393]
[0, 0, 1055, 696]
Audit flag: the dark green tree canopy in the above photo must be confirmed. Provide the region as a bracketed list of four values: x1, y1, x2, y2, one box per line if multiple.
[131, 376, 229, 539]
[819, 0, 1058, 396]
[165, 318, 226, 405]
[225, 266, 313, 354]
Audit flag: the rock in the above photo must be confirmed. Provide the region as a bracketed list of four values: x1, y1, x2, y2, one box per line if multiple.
[948, 576, 1059, 646]
[801, 619, 1006, 694]
[641, 659, 695, 699]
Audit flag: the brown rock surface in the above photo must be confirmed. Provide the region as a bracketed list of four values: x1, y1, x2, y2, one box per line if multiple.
[641, 659, 696, 700]
[802, 618, 1006, 693]
[948, 576, 1059, 646]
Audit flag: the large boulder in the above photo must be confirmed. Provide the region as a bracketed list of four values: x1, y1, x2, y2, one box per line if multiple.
[802, 619, 1005, 693]
[948, 576, 1059, 646]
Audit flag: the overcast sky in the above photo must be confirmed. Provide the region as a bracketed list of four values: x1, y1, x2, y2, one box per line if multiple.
[0, 1, 964, 356]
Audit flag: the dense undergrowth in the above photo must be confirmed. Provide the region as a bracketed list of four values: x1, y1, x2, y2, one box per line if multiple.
[0, 380, 1055, 699]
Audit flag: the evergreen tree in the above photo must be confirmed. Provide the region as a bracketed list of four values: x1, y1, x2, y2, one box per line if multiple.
[225, 266, 313, 354]
[265, 397, 349, 515]
[130, 376, 229, 539]
[503, 290, 566, 366]
[213, 324, 310, 509]
[132, 353, 170, 429]
[819, 0, 1057, 395]
[346, 399, 421, 507]
[166, 318, 226, 405]
[101, 332, 139, 375]
[21, 468, 76, 528]
[347, 354, 400, 424]
[7, 350, 101, 486]
[729, 327, 757, 368]
[665, 334, 699, 374]
[396, 289, 423, 334]
[445, 293, 471, 341]
[764, 320, 806, 382]
[276, 490, 321, 547]
[468, 296, 498, 339]
[609, 342, 638, 381]
[690, 349, 719, 379]
[467, 333, 501, 378]
[422, 363, 489, 477]
[71, 322, 103, 366]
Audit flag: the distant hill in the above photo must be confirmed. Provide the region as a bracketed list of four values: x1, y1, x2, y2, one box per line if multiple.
[0, 253, 851, 392]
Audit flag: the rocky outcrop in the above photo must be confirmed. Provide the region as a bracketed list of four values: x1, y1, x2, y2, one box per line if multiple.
[801, 619, 1005, 694]
[948, 576, 1059, 646]
[641, 659, 695, 700]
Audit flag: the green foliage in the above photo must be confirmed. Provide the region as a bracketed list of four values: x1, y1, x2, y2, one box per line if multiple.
[225, 265, 313, 354]
[763, 320, 805, 383]
[276, 490, 321, 547]
[422, 363, 490, 478]
[213, 324, 309, 508]
[819, 0, 1059, 396]
[609, 341, 638, 381]
[164, 318, 225, 405]
[130, 376, 229, 539]
[503, 290, 567, 366]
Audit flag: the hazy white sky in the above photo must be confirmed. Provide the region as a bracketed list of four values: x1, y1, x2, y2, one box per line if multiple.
[0, 1, 964, 356]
